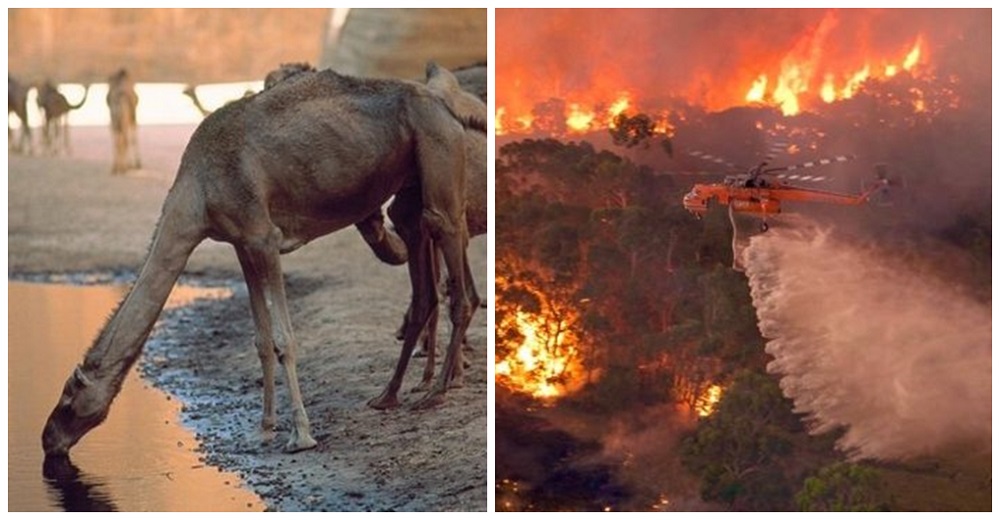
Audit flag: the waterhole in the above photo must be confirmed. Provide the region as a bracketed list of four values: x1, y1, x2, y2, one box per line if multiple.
[8, 281, 265, 512]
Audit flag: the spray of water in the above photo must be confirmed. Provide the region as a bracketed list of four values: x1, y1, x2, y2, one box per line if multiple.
[742, 218, 991, 460]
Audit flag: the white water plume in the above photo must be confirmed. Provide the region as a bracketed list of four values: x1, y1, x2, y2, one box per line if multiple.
[742, 219, 991, 460]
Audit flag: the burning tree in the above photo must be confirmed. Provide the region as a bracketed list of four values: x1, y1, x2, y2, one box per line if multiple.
[495, 259, 594, 400]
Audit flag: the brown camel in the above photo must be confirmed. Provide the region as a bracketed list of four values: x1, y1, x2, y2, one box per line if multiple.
[8, 74, 33, 154]
[42, 63, 485, 457]
[265, 61, 489, 389]
[107, 68, 141, 174]
[36, 80, 90, 156]
[398, 63, 487, 389]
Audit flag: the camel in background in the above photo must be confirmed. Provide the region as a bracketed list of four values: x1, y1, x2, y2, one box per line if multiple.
[182, 84, 257, 118]
[107, 68, 141, 174]
[8, 74, 33, 154]
[36, 80, 90, 156]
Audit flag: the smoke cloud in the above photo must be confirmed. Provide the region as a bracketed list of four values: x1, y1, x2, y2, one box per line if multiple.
[742, 219, 990, 460]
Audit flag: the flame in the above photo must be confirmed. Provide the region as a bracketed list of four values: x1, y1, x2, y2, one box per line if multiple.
[566, 103, 596, 133]
[745, 74, 768, 103]
[495, 279, 590, 400]
[841, 65, 871, 99]
[903, 38, 922, 70]
[606, 94, 631, 126]
[695, 384, 724, 417]
[820, 74, 836, 103]
[495, 107, 507, 135]
[498, 10, 945, 132]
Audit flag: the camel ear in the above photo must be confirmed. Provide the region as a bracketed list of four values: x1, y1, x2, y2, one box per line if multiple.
[425, 61, 442, 79]
[425, 62, 460, 93]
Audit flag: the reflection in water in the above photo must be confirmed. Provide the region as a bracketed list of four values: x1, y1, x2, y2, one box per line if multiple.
[43, 456, 117, 512]
[9, 281, 264, 512]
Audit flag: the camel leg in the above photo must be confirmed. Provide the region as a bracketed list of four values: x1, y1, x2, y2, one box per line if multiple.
[369, 188, 437, 409]
[356, 210, 408, 265]
[128, 125, 141, 170]
[411, 248, 441, 393]
[63, 119, 71, 156]
[235, 247, 278, 442]
[410, 118, 473, 410]
[240, 227, 317, 452]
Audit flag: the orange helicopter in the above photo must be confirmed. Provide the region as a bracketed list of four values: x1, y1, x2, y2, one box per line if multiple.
[682, 155, 891, 231]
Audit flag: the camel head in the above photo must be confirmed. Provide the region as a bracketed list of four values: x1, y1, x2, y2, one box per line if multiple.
[42, 365, 116, 457]
[424, 62, 486, 133]
[264, 62, 316, 90]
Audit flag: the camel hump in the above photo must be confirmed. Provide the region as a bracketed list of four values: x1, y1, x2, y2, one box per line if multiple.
[423, 61, 486, 134]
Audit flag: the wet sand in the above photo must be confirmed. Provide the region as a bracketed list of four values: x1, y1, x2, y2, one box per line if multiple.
[8, 124, 488, 511]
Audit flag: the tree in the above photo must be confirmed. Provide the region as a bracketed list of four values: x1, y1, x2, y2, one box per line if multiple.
[680, 371, 806, 510]
[795, 463, 892, 512]
[609, 112, 667, 151]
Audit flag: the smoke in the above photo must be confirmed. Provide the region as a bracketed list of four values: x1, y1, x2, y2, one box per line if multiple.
[742, 219, 991, 460]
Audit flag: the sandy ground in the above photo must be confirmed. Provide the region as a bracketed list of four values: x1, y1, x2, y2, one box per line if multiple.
[8, 125, 488, 511]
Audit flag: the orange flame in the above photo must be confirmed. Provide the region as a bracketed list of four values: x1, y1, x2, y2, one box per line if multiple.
[498, 11, 941, 131]
[566, 103, 596, 133]
[695, 385, 724, 417]
[495, 279, 591, 400]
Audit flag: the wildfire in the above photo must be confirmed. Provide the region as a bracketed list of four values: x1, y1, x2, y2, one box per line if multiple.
[497, 10, 949, 133]
[746, 30, 926, 116]
[495, 279, 590, 400]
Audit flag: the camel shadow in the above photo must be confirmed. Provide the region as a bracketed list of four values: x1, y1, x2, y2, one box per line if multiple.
[42, 456, 118, 512]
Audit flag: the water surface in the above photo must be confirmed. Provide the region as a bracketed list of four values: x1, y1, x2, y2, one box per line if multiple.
[8, 281, 265, 512]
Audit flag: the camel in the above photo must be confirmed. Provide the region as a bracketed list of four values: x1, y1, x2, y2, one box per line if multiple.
[36, 80, 90, 156]
[263, 62, 489, 390]
[107, 68, 141, 175]
[182, 85, 258, 118]
[394, 63, 487, 387]
[8, 74, 33, 154]
[42, 63, 486, 457]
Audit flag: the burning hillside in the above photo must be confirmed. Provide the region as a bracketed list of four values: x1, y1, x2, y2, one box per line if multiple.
[496, 9, 980, 136]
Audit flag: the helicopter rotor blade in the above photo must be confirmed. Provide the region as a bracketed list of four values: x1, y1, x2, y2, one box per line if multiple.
[763, 154, 857, 182]
[763, 140, 790, 163]
[687, 150, 744, 171]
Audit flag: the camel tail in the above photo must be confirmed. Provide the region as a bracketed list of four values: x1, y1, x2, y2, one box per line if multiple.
[81, 176, 206, 386]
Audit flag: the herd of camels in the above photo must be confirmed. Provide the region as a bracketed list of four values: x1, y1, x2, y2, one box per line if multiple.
[9, 69, 141, 174]
[28, 61, 488, 457]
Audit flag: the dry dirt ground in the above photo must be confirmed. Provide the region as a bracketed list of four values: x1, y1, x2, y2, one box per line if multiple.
[8, 125, 487, 511]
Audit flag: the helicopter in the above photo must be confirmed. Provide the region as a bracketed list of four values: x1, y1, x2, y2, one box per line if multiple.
[681, 153, 891, 231]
